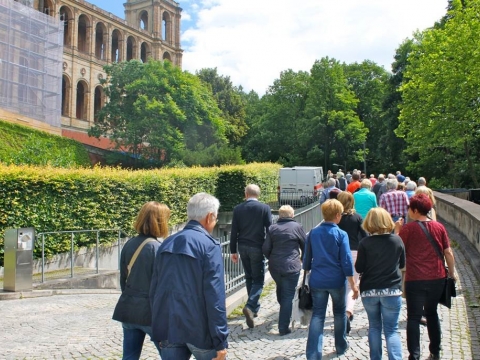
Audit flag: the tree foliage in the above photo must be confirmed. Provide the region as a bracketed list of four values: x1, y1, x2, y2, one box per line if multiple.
[397, 0, 480, 187]
[89, 60, 226, 167]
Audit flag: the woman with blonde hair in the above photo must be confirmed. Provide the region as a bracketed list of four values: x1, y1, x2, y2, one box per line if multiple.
[113, 201, 170, 359]
[415, 186, 437, 220]
[337, 191, 367, 334]
[355, 207, 405, 360]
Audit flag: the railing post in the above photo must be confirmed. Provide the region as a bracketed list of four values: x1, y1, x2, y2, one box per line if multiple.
[96, 231, 100, 274]
[70, 232, 74, 278]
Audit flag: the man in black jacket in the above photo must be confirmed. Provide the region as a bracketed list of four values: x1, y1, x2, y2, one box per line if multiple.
[230, 184, 272, 328]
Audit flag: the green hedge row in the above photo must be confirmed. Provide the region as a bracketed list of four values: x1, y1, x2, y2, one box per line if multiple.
[0, 163, 281, 266]
[0, 120, 91, 168]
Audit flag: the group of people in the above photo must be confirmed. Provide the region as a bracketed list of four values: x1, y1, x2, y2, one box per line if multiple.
[112, 174, 457, 360]
[312, 170, 457, 360]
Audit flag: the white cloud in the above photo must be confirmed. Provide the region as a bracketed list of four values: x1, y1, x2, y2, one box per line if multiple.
[181, 0, 448, 94]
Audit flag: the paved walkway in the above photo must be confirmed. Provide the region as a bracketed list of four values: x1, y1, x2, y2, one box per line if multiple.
[1, 250, 479, 359]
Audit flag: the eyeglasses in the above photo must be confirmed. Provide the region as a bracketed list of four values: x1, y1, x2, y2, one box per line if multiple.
[211, 213, 218, 224]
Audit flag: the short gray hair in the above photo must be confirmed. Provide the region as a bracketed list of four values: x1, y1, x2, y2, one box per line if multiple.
[386, 178, 398, 190]
[245, 184, 261, 198]
[278, 205, 294, 218]
[418, 177, 426, 186]
[187, 193, 220, 221]
[360, 179, 372, 189]
[406, 181, 417, 191]
[326, 178, 336, 187]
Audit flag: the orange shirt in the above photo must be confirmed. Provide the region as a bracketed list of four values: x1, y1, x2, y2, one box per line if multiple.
[347, 181, 361, 194]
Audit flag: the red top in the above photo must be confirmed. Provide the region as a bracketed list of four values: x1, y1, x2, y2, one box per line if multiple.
[399, 221, 449, 281]
[347, 181, 361, 194]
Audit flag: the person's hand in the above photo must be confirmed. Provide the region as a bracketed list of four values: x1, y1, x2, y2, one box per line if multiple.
[212, 349, 227, 360]
[352, 286, 360, 300]
[231, 253, 239, 264]
[394, 217, 404, 234]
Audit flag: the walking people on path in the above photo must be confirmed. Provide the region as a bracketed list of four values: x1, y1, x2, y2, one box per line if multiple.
[379, 178, 409, 222]
[355, 207, 405, 360]
[230, 184, 272, 328]
[150, 193, 228, 360]
[336, 191, 367, 335]
[112, 201, 170, 360]
[262, 205, 306, 336]
[396, 193, 457, 360]
[303, 199, 359, 360]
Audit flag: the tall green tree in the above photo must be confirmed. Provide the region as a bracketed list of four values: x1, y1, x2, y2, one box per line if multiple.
[397, 0, 480, 187]
[89, 60, 226, 167]
[343, 60, 390, 174]
[303, 57, 368, 171]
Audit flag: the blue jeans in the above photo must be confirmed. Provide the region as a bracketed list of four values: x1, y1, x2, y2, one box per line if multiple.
[405, 279, 445, 360]
[238, 245, 265, 313]
[122, 323, 161, 360]
[362, 296, 403, 360]
[306, 286, 348, 360]
[270, 271, 300, 333]
[160, 341, 217, 360]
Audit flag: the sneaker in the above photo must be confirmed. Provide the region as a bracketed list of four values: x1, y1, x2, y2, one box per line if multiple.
[428, 354, 440, 360]
[243, 306, 255, 328]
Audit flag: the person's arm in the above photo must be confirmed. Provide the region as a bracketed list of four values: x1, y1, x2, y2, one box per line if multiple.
[262, 232, 272, 259]
[302, 233, 312, 271]
[119, 243, 128, 292]
[354, 241, 366, 274]
[339, 232, 358, 300]
[444, 247, 457, 281]
[347, 276, 359, 300]
[204, 245, 229, 353]
[230, 209, 239, 263]
[297, 226, 307, 260]
[319, 190, 327, 204]
[399, 240, 406, 270]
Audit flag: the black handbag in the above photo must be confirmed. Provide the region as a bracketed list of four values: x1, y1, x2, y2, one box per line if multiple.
[298, 270, 313, 310]
[417, 221, 456, 308]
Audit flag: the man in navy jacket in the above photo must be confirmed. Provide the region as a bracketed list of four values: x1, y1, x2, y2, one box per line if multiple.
[150, 193, 228, 360]
[230, 184, 272, 328]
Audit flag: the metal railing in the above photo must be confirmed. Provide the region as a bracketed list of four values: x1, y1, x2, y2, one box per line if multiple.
[221, 201, 321, 294]
[36, 229, 128, 283]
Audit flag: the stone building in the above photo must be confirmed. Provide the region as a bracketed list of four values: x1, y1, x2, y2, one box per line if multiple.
[0, 0, 182, 148]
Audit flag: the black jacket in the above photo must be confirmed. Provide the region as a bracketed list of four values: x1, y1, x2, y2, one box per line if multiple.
[338, 212, 367, 251]
[262, 218, 306, 275]
[230, 199, 272, 252]
[112, 234, 162, 326]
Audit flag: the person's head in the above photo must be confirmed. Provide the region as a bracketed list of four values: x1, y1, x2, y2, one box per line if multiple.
[278, 205, 294, 219]
[352, 173, 360, 181]
[406, 181, 417, 191]
[397, 183, 406, 191]
[404, 177, 411, 184]
[370, 174, 375, 179]
[134, 201, 170, 238]
[362, 207, 395, 235]
[360, 179, 372, 190]
[378, 174, 385, 182]
[387, 173, 396, 179]
[326, 178, 336, 187]
[329, 188, 341, 199]
[337, 191, 354, 214]
[245, 184, 261, 199]
[321, 199, 344, 222]
[187, 193, 220, 233]
[409, 193, 432, 216]
[396, 171, 401, 175]
[386, 178, 398, 190]
[415, 185, 436, 206]
[418, 177, 427, 186]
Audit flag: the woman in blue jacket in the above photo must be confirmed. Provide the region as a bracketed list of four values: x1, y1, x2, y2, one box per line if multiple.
[303, 199, 359, 360]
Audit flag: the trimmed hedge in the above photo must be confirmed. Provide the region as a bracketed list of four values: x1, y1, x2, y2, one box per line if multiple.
[0, 120, 91, 168]
[0, 163, 281, 266]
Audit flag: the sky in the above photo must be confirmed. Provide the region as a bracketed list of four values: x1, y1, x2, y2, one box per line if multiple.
[88, 0, 449, 94]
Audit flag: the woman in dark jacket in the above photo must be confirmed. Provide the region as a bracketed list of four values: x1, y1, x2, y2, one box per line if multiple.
[336, 191, 368, 334]
[355, 207, 405, 360]
[262, 205, 306, 336]
[112, 201, 170, 360]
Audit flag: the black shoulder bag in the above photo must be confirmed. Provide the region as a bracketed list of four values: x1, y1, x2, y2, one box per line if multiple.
[416, 221, 456, 308]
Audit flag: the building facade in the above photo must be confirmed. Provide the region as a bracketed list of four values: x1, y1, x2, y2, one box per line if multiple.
[2, 0, 182, 143]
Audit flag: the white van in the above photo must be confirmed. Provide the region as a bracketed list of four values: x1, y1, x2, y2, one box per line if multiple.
[278, 166, 324, 206]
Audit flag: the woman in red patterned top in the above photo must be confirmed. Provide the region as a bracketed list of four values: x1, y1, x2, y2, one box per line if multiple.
[395, 194, 457, 360]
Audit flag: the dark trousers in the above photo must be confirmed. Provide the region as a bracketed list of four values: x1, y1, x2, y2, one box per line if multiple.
[405, 279, 445, 360]
[238, 245, 265, 314]
[270, 271, 300, 333]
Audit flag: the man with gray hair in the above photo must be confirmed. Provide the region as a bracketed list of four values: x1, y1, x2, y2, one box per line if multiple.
[320, 178, 338, 204]
[150, 193, 228, 360]
[418, 177, 427, 186]
[379, 178, 410, 222]
[230, 184, 272, 328]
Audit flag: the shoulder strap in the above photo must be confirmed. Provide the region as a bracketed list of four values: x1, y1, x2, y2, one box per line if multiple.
[127, 238, 156, 280]
[416, 221, 445, 265]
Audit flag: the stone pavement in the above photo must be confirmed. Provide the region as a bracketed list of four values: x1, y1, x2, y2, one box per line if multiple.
[0, 246, 479, 359]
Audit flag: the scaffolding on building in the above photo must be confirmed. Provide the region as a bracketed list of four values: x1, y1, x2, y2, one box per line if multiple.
[0, 0, 63, 127]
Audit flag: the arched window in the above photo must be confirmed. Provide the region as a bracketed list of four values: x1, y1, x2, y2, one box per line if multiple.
[95, 22, 107, 60]
[59, 6, 73, 47]
[139, 11, 148, 31]
[162, 12, 171, 43]
[38, 0, 54, 16]
[61, 75, 71, 116]
[94, 86, 104, 121]
[77, 15, 90, 53]
[76, 81, 88, 120]
[111, 29, 122, 62]
[126, 36, 136, 61]
[163, 52, 171, 62]
[140, 42, 150, 63]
